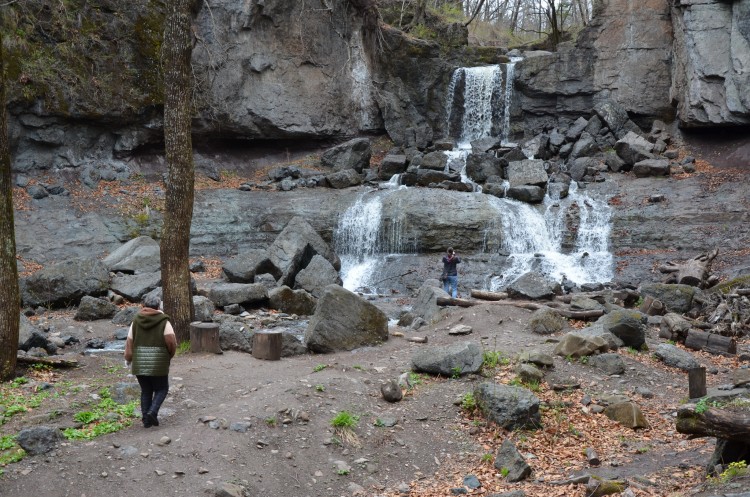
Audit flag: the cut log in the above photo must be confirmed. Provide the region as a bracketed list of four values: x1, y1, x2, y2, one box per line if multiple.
[406, 336, 428, 344]
[585, 447, 600, 466]
[658, 248, 718, 288]
[470, 289, 508, 301]
[639, 295, 665, 316]
[436, 296, 479, 307]
[676, 406, 750, 439]
[684, 329, 736, 355]
[190, 322, 222, 354]
[16, 355, 79, 368]
[252, 331, 282, 361]
[688, 367, 707, 399]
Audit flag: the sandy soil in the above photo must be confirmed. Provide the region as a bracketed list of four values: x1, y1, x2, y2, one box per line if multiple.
[2, 296, 748, 497]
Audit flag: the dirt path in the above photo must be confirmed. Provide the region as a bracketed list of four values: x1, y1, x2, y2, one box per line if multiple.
[1, 300, 747, 497]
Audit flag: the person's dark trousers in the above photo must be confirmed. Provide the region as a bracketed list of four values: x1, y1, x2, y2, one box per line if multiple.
[136, 375, 169, 426]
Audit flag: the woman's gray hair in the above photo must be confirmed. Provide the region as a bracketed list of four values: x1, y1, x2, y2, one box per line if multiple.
[142, 294, 162, 310]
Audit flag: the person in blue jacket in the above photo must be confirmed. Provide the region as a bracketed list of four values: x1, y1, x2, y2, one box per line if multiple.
[441, 247, 461, 298]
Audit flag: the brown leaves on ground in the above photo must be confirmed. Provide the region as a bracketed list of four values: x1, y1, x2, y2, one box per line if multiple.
[387, 342, 743, 497]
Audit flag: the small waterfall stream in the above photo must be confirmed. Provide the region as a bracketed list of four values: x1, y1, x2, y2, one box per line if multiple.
[334, 182, 414, 293]
[486, 183, 613, 290]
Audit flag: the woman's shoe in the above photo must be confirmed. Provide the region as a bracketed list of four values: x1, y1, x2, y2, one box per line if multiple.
[142, 416, 153, 428]
[146, 412, 159, 427]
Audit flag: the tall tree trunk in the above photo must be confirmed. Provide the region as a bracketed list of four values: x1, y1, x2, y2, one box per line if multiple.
[0, 30, 20, 381]
[510, 0, 521, 33]
[162, 0, 195, 343]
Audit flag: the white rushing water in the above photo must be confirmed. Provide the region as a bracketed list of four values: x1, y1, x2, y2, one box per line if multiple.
[446, 65, 502, 148]
[334, 183, 413, 292]
[502, 57, 522, 145]
[486, 182, 613, 290]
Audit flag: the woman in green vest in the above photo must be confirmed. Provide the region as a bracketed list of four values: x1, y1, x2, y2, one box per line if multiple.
[124, 294, 177, 428]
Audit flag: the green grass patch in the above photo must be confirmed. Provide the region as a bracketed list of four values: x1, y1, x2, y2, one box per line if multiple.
[331, 411, 359, 429]
[62, 389, 137, 440]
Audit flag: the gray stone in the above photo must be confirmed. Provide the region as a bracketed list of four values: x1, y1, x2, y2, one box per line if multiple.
[596, 307, 647, 349]
[222, 249, 279, 283]
[604, 401, 649, 429]
[293, 254, 341, 298]
[527, 307, 566, 335]
[268, 286, 316, 316]
[17, 426, 63, 455]
[633, 158, 670, 177]
[321, 138, 371, 173]
[267, 216, 340, 288]
[474, 382, 541, 430]
[193, 295, 215, 322]
[553, 332, 609, 358]
[326, 168, 363, 189]
[588, 353, 626, 375]
[506, 159, 548, 187]
[110, 271, 162, 302]
[20, 257, 110, 308]
[494, 439, 532, 482]
[74, 296, 118, 321]
[640, 283, 698, 314]
[381, 379, 403, 403]
[304, 285, 388, 353]
[203, 282, 268, 307]
[506, 272, 561, 300]
[411, 341, 483, 376]
[654, 343, 700, 371]
[103, 236, 161, 274]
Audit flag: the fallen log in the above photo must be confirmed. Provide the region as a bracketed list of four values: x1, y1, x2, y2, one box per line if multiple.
[16, 355, 79, 368]
[435, 297, 603, 319]
[676, 405, 750, 440]
[684, 329, 736, 355]
[469, 289, 508, 301]
[659, 248, 719, 288]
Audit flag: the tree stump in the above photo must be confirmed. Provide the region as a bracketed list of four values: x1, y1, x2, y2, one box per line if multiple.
[252, 331, 282, 361]
[189, 322, 222, 354]
[688, 367, 707, 399]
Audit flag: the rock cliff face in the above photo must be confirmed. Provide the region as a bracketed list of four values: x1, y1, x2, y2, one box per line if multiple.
[516, 0, 750, 132]
[5, 0, 749, 174]
[671, 0, 750, 127]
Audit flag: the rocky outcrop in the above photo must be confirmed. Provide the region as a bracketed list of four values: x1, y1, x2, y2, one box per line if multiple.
[671, 0, 750, 127]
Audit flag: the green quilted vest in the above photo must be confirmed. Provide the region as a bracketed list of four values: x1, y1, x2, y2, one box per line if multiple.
[131, 312, 172, 376]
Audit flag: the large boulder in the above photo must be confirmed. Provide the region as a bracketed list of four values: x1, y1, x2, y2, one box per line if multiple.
[268, 286, 317, 316]
[267, 217, 340, 288]
[102, 236, 161, 274]
[527, 307, 566, 335]
[110, 271, 162, 302]
[293, 255, 341, 298]
[553, 332, 609, 358]
[465, 153, 503, 184]
[320, 138, 371, 173]
[506, 159, 548, 188]
[410, 284, 449, 325]
[20, 257, 110, 308]
[304, 285, 388, 353]
[326, 168, 363, 189]
[640, 283, 698, 314]
[411, 341, 483, 376]
[494, 439, 532, 483]
[596, 307, 647, 349]
[222, 249, 280, 283]
[474, 382, 541, 430]
[506, 272, 561, 300]
[74, 296, 118, 321]
[16, 426, 63, 456]
[654, 343, 700, 371]
[203, 282, 268, 308]
[614, 131, 655, 167]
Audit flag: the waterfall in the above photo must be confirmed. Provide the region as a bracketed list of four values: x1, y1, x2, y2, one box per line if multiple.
[486, 183, 613, 290]
[334, 186, 414, 292]
[446, 65, 503, 148]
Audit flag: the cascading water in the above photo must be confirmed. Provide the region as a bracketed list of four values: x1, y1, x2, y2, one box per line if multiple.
[334, 184, 414, 293]
[486, 183, 613, 290]
[502, 57, 522, 146]
[445, 66, 503, 148]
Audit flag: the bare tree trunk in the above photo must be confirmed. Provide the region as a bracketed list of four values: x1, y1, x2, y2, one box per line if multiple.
[162, 0, 195, 343]
[510, 0, 521, 33]
[0, 30, 20, 381]
[464, 0, 487, 26]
